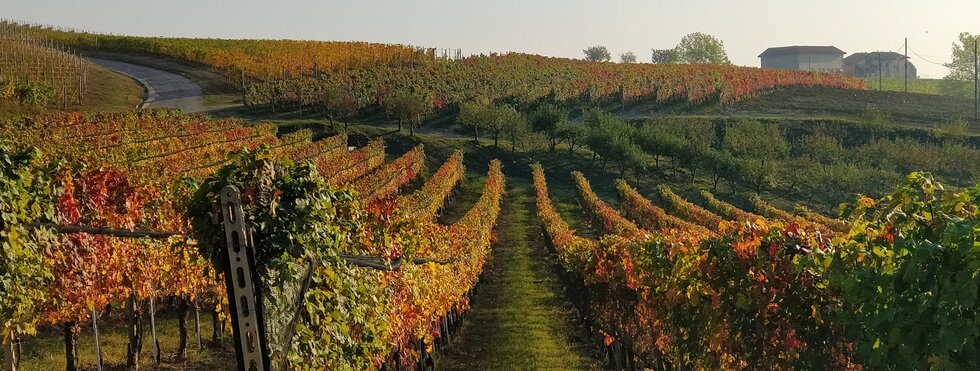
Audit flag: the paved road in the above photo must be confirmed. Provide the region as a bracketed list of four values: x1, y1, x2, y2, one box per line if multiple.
[89, 58, 205, 113]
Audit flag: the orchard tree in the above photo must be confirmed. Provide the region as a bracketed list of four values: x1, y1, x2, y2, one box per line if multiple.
[800, 133, 845, 165]
[583, 46, 611, 62]
[723, 120, 789, 193]
[583, 109, 635, 168]
[672, 119, 716, 182]
[501, 108, 530, 152]
[318, 79, 361, 131]
[635, 122, 683, 169]
[486, 104, 521, 148]
[558, 122, 587, 154]
[619, 52, 637, 63]
[385, 90, 432, 136]
[529, 103, 568, 151]
[458, 100, 489, 141]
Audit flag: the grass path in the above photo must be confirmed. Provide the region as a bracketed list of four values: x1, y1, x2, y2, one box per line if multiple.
[437, 179, 599, 370]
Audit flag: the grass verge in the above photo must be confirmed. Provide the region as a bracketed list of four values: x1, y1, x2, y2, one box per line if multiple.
[436, 179, 600, 370]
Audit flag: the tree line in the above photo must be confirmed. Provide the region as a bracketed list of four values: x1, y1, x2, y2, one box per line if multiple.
[583, 32, 731, 65]
[452, 99, 979, 210]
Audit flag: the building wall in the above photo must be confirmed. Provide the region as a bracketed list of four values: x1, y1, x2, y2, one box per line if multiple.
[762, 53, 843, 72]
[761, 54, 800, 70]
[793, 53, 843, 72]
[846, 58, 918, 79]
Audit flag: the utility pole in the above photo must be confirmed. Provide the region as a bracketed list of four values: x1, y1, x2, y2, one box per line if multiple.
[904, 37, 908, 93]
[974, 37, 978, 119]
[878, 51, 882, 91]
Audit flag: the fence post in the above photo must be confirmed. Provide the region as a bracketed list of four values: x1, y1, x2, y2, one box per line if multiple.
[220, 185, 269, 371]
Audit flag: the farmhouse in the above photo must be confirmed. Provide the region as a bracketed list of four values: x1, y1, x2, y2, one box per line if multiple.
[843, 52, 917, 79]
[759, 46, 846, 73]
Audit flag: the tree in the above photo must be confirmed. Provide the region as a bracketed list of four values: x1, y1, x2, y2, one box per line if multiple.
[672, 119, 715, 182]
[800, 133, 844, 165]
[501, 108, 530, 152]
[583, 109, 634, 168]
[635, 122, 683, 169]
[583, 46, 611, 62]
[609, 139, 641, 177]
[943, 32, 980, 81]
[702, 149, 740, 191]
[318, 79, 361, 131]
[385, 90, 432, 136]
[651, 49, 677, 64]
[558, 123, 587, 154]
[672, 32, 731, 65]
[941, 32, 980, 97]
[529, 103, 567, 151]
[486, 104, 521, 148]
[458, 100, 488, 141]
[619, 52, 637, 64]
[723, 120, 789, 193]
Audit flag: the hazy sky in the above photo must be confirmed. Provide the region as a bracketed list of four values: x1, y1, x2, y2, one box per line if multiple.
[3, 0, 977, 78]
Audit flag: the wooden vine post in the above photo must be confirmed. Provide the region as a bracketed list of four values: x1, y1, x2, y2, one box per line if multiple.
[3, 329, 15, 371]
[219, 185, 270, 371]
[91, 308, 103, 371]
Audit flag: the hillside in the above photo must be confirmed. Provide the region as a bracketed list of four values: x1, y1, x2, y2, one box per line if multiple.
[3, 12, 980, 371]
[718, 86, 979, 129]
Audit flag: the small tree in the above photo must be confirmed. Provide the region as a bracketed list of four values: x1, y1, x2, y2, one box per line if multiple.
[458, 101, 488, 142]
[501, 108, 530, 152]
[635, 122, 683, 169]
[619, 52, 637, 64]
[583, 109, 634, 168]
[386, 90, 433, 136]
[529, 103, 567, 151]
[319, 79, 360, 131]
[559, 122, 587, 154]
[583, 46, 611, 62]
[651, 49, 677, 64]
[723, 120, 789, 193]
[941, 32, 980, 97]
[485, 104, 521, 148]
[800, 133, 844, 165]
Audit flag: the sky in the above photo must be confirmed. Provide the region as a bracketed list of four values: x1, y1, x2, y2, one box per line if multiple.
[2, 0, 977, 78]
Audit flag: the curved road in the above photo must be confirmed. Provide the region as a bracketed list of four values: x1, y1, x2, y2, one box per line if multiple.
[89, 58, 205, 113]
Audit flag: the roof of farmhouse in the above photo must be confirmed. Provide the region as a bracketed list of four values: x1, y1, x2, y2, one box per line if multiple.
[759, 46, 847, 58]
[844, 51, 909, 62]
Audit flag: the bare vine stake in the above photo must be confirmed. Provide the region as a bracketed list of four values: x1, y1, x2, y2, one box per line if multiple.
[194, 302, 202, 351]
[91, 308, 103, 371]
[149, 296, 160, 364]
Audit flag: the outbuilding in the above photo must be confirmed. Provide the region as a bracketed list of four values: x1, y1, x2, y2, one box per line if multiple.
[759, 46, 846, 73]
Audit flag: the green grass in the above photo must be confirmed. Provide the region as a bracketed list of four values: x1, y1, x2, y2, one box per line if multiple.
[437, 179, 599, 370]
[76, 63, 144, 112]
[17, 308, 233, 371]
[0, 62, 142, 118]
[862, 77, 946, 95]
[721, 86, 980, 130]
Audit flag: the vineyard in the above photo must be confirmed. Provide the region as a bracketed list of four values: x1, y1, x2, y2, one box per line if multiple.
[0, 21, 90, 108]
[0, 111, 505, 370]
[534, 166, 979, 370]
[2, 21, 865, 115]
[1, 13, 979, 371]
